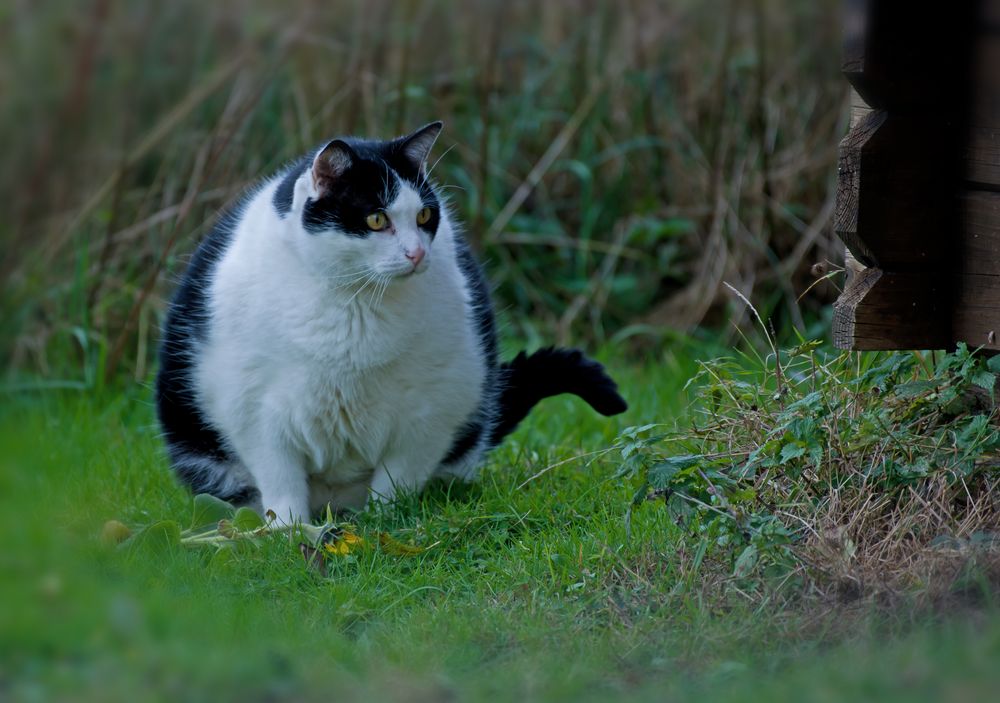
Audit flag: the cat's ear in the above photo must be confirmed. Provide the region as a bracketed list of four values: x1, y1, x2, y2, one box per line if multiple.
[312, 139, 355, 195]
[398, 121, 443, 175]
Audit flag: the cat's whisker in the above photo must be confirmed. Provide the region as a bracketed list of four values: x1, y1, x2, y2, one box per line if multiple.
[424, 143, 456, 184]
[325, 266, 373, 282]
[380, 163, 394, 209]
[367, 274, 383, 309]
[375, 275, 391, 308]
[327, 271, 370, 288]
[345, 271, 380, 306]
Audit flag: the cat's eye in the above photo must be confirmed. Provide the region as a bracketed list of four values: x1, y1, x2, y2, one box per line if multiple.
[366, 212, 389, 231]
[416, 207, 433, 226]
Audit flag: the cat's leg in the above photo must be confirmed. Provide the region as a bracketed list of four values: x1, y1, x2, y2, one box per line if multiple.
[240, 441, 310, 524]
[368, 436, 454, 504]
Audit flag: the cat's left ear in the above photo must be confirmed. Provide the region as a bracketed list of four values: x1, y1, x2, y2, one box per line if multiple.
[398, 121, 443, 175]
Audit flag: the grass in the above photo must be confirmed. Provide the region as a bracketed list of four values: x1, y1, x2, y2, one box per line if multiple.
[3, 340, 999, 702]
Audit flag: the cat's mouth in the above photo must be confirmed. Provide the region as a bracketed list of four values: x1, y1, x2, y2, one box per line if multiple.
[392, 260, 429, 278]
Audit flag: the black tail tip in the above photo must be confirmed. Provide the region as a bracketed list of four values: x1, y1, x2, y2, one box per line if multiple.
[575, 356, 629, 416]
[517, 346, 628, 416]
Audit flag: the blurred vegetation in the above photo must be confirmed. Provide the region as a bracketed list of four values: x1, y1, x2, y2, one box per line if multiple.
[0, 0, 843, 385]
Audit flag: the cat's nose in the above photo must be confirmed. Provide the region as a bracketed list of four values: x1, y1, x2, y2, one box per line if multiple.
[405, 246, 426, 267]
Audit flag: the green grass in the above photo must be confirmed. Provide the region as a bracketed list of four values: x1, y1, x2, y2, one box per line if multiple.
[3, 343, 999, 702]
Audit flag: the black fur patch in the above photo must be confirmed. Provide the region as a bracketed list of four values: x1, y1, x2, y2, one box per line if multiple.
[156, 203, 245, 501]
[489, 347, 628, 446]
[441, 238, 499, 465]
[301, 137, 441, 238]
[272, 156, 310, 217]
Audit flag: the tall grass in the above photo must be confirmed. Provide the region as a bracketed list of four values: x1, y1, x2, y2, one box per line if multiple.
[1, 0, 844, 383]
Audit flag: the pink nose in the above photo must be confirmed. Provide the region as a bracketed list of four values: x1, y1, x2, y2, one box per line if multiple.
[405, 246, 426, 267]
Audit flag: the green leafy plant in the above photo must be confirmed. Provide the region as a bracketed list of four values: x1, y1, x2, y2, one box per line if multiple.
[617, 342, 1000, 601]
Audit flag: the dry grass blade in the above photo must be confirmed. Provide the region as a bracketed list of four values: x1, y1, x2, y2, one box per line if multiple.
[38, 54, 248, 271]
[486, 79, 606, 241]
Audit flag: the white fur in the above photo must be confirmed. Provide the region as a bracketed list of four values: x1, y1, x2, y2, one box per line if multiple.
[195, 172, 486, 522]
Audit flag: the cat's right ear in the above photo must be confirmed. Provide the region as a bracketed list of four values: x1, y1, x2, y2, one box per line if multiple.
[311, 140, 354, 196]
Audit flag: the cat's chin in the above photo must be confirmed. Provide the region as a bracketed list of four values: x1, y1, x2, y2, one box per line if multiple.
[387, 263, 429, 279]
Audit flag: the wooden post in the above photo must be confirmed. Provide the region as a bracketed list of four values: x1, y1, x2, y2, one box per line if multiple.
[833, 1, 1000, 351]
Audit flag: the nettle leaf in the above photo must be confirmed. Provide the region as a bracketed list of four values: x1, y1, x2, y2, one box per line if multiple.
[779, 443, 806, 464]
[856, 353, 914, 391]
[615, 453, 646, 479]
[894, 380, 937, 399]
[808, 443, 824, 467]
[648, 455, 704, 488]
[784, 391, 823, 414]
[620, 424, 661, 440]
[733, 544, 759, 578]
[971, 369, 996, 393]
[191, 493, 235, 530]
[988, 355, 1000, 374]
[956, 414, 1000, 452]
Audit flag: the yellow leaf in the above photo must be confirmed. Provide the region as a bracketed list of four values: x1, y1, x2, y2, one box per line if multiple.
[101, 520, 132, 545]
[378, 532, 429, 556]
[323, 530, 367, 556]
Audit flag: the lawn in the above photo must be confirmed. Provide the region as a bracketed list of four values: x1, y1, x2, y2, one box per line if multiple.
[2, 340, 998, 702]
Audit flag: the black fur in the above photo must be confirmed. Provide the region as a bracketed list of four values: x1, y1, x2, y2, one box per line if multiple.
[298, 137, 441, 238]
[272, 156, 310, 217]
[442, 236, 499, 465]
[155, 204, 255, 503]
[489, 348, 628, 446]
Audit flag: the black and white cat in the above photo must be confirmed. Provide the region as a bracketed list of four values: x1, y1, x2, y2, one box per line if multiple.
[156, 122, 627, 523]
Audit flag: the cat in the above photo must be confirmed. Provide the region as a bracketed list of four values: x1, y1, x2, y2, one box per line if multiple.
[155, 122, 627, 523]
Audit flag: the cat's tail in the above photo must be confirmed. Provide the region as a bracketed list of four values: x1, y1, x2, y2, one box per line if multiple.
[488, 347, 627, 446]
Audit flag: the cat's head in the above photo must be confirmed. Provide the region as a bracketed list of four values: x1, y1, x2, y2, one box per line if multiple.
[284, 122, 444, 283]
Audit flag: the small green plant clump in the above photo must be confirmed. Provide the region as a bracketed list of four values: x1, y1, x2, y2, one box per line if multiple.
[110, 493, 431, 577]
[617, 341, 1000, 604]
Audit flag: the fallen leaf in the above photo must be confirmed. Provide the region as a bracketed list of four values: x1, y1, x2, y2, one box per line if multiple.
[101, 519, 132, 545]
[378, 532, 429, 556]
[324, 530, 366, 556]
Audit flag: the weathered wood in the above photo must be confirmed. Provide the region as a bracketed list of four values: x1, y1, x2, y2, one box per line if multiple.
[842, 2, 979, 111]
[833, 1, 982, 351]
[968, 20, 1000, 187]
[833, 267, 951, 350]
[959, 191, 1000, 275]
[835, 191, 1000, 351]
[835, 108, 956, 271]
[965, 128, 1000, 188]
[835, 107, 883, 268]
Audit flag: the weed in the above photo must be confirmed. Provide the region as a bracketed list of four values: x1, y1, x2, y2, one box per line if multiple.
[617, 343, 1000, 606]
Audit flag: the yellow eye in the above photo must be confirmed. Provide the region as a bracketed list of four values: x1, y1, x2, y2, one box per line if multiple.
[365, 211, 388, 231]
[416, 207, 433, 226]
